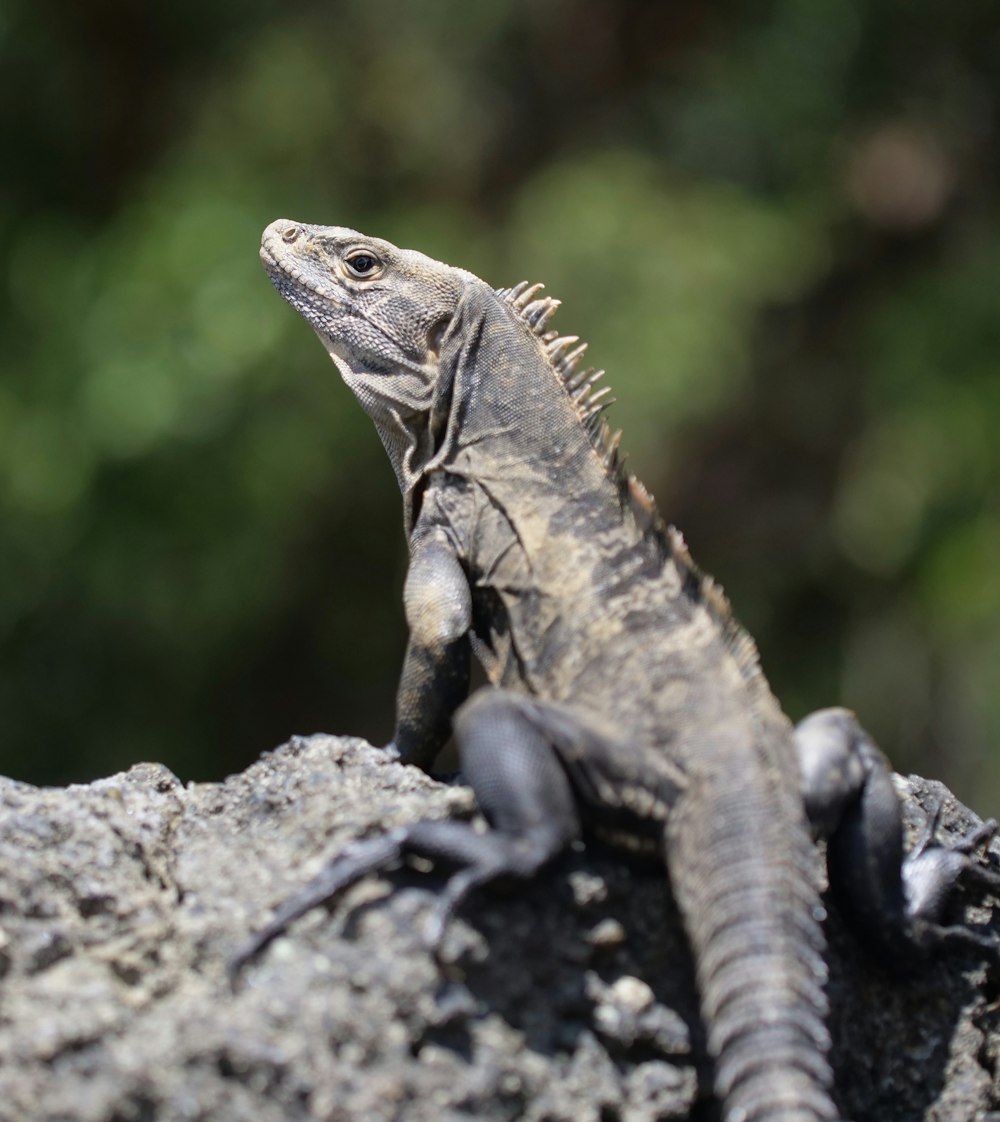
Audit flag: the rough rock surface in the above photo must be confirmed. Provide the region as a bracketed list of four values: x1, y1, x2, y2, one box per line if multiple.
[1, 734, 998, 1122]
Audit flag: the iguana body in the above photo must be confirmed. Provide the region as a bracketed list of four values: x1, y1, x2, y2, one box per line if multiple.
[236, 220, 1000, 1122]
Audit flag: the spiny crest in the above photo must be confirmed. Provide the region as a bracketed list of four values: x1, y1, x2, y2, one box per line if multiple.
[495, 280, 766, 695]
[664, 526, 767, 694]
[495, 280, 623, 478]
[630, 474, 767, 693]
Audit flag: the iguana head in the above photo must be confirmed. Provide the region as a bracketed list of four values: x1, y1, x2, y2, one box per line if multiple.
[260, 220, 475, 501]
[260, 219, 627, 531]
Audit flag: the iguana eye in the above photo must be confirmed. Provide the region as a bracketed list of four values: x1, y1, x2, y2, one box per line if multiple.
[345, 251, 381, 278]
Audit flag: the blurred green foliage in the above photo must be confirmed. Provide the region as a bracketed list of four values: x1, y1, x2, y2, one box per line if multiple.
[1, 1, 998, 809]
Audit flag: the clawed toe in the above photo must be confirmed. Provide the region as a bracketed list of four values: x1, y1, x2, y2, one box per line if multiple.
[421, 864, 500, 959]
[903, 805, 1000, 959]
[950, 816, 999, 858]
[913, 918, 1000, 962]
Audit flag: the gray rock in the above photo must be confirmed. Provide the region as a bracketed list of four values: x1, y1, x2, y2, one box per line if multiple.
[0, 735, 997, 1121]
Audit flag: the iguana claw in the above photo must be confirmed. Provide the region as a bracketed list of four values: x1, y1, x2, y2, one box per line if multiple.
[904, 801, 1000, 957]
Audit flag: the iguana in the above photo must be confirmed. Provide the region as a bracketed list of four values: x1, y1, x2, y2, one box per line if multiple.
[235, 219, 1000, 1121]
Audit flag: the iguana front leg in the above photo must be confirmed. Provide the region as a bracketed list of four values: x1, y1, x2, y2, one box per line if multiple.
[795, 707, 1000, 962]
[390, 530, 472, 769]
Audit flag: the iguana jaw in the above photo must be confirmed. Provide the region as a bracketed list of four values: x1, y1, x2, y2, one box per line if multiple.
[261, 219, 476, 524]
[259, 220, 353, 346]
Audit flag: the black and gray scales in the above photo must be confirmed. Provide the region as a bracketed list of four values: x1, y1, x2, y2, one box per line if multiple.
[233, 220, 1000, 1122]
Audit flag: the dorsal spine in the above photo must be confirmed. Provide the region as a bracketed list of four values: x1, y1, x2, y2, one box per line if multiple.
[495, 280, 767, 694]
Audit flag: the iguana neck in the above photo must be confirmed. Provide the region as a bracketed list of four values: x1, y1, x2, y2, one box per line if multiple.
[416, 282, 614, 522]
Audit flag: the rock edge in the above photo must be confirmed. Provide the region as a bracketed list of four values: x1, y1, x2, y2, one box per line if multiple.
[0, 735, 997, 1122]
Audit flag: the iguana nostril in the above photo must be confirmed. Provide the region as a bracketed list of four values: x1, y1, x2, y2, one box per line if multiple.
[282, 225, 300, 243]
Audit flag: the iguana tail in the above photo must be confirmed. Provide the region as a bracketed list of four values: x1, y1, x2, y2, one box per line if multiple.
[668, 769, 838, 1122]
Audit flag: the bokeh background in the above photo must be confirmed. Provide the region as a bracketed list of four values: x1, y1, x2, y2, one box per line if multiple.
[2, 1, 998, 812]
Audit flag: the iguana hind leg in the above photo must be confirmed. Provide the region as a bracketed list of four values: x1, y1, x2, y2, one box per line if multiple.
[795, 707, 1000, 962]
[230, 687, 583, 982]
[419, 687, 586, 946]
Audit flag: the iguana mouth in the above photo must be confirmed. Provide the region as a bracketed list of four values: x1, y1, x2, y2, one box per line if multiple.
[259, 236, 347, 320]
[258, 241, 279, 270]
[258, 226, 288, 272]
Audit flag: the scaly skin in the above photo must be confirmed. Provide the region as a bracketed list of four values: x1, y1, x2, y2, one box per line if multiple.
[245, 220, 1000, 1121]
